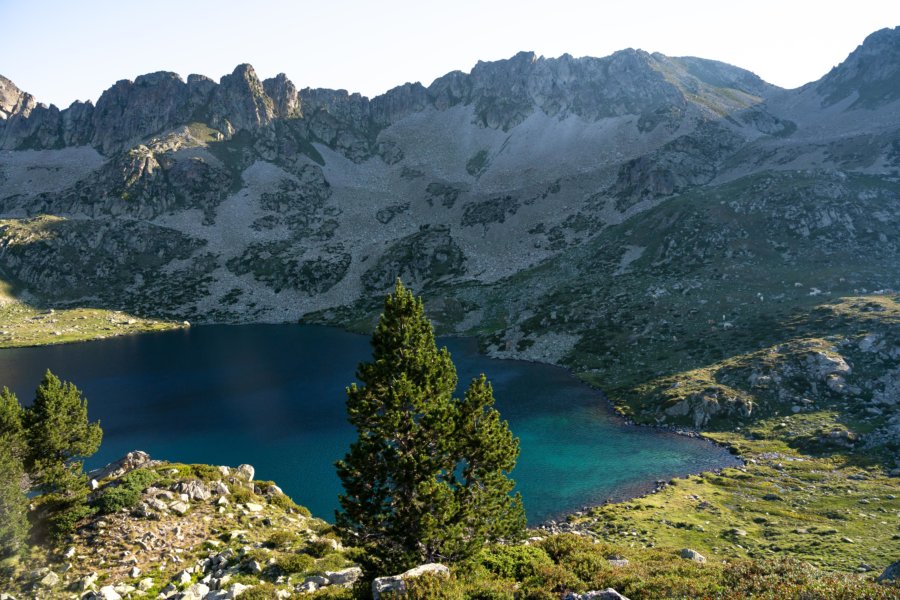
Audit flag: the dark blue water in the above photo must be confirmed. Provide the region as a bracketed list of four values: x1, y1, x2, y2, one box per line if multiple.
[0, 325, 737, 522]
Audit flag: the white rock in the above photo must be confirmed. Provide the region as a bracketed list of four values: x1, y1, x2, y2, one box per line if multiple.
[225, 582, 252, 598]
[174, 569, 193, 585]
[326, 566, 362, 585]
[96, 586, 122, 600]
[181, 583, 210, 600]
[372, 563, 449, 599]
[170, 500, 190, 515]
[236, 464, 255, 481]
[680, 548, 706, 563]
[78, 572, 99, 591]
[176, 480, 212, 501]
[244, 502, 264, 512]
[38, 571, 59, 587]
[247, 560, 263, 574]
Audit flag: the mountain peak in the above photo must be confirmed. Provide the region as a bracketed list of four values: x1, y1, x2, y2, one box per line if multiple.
[0, 75, 29, 120]
[816, 26, 900, 108]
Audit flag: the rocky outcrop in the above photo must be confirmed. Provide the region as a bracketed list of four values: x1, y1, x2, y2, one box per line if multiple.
[209, 64, 277, 135]
[0, 74, 27, 120]
[90, 72, 193, 153]
[262, 73, 301, 119]
[663, 387, 754, 428]
[88, 450, 158, 481]
[372, 563, 450, 599]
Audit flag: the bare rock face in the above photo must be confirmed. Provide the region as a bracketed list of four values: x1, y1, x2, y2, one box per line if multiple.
[0, 74, 28, 119]
[263, 73, 301, 119]
[91, 72, 192, 153]
[209, 64, 276, 135]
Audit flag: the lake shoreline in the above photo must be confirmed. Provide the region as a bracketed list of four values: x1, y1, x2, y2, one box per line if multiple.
[0, 320, 744, 526]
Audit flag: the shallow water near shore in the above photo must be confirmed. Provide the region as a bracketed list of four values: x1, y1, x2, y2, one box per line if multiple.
[0, 324, 739, 522]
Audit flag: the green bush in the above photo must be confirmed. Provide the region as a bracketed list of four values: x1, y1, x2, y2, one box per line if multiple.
[45, 494, 97, 542]
[306, 538, 338, 558]
[277, 552, 315, 574]
[266, 530, 297, 549]
[460, 578, 516, 600]
[478, 545, 553, 580]
[521, 563, 583, 595]
[230, 485, 255, 504]
[538, 533, 595, 562]
[314, 552, 349, 572]
[235, 582, 278, 600]
[94, 485, 141, 514]
[93, 468, 160, 514]
[309, 586, 355, 598]
[269, 492, 311, 516]
[387, 573, 463, 600]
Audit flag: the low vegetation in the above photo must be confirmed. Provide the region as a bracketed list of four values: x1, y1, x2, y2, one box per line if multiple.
[0, 281, 184, 349]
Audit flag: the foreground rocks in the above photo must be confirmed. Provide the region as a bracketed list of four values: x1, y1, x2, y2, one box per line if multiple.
[6, 453, 361, 599]
[372, 563, 450, 599]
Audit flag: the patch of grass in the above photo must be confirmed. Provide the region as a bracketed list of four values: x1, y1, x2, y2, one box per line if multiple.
[0, 296, 184, 350]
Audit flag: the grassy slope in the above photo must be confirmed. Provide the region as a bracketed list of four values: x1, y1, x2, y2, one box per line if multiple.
[442, 170, 900, 574]
[0, 281, 184, 349]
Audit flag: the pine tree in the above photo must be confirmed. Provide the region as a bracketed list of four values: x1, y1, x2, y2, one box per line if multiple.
[336, 281, 524, 573]
[0, 388, 29, 557]
[25, 370, 102, 496]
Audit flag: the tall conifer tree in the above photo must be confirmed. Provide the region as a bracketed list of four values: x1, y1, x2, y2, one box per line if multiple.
[336, 281, 524, 572]
[0, 388, 29, 556]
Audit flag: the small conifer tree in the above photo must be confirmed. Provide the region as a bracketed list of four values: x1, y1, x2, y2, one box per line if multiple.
[25, 370, 102, 496]
[336, 281, 525, 573]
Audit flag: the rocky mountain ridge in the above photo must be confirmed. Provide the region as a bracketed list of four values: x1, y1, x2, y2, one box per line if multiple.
[0, 27, 897, 389]
[0, 47, 777, 155]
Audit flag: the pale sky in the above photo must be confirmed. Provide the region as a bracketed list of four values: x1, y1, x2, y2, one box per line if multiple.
[1, 0, 898, 109]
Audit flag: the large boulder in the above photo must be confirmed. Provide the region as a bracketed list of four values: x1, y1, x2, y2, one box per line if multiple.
[877, 559, 900, 582]
[175, 480, 212, 501]
[372, 563, 450, 599]
[680, 548, 706, 563]
[326, 566, 363, 586]
[235, 464, 255, 481]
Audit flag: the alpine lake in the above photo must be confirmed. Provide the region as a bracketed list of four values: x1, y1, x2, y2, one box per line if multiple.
[0, 324, 739, 523]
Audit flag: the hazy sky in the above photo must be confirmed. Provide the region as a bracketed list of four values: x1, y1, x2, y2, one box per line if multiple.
[1, 0, 897, 108]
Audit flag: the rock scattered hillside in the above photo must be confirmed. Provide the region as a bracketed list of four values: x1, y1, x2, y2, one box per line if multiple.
[3, 30, 896, 328]
[2, 452, 895, 599]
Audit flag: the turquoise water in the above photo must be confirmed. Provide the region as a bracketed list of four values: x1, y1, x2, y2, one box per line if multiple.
[0, 324, 738, 522]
